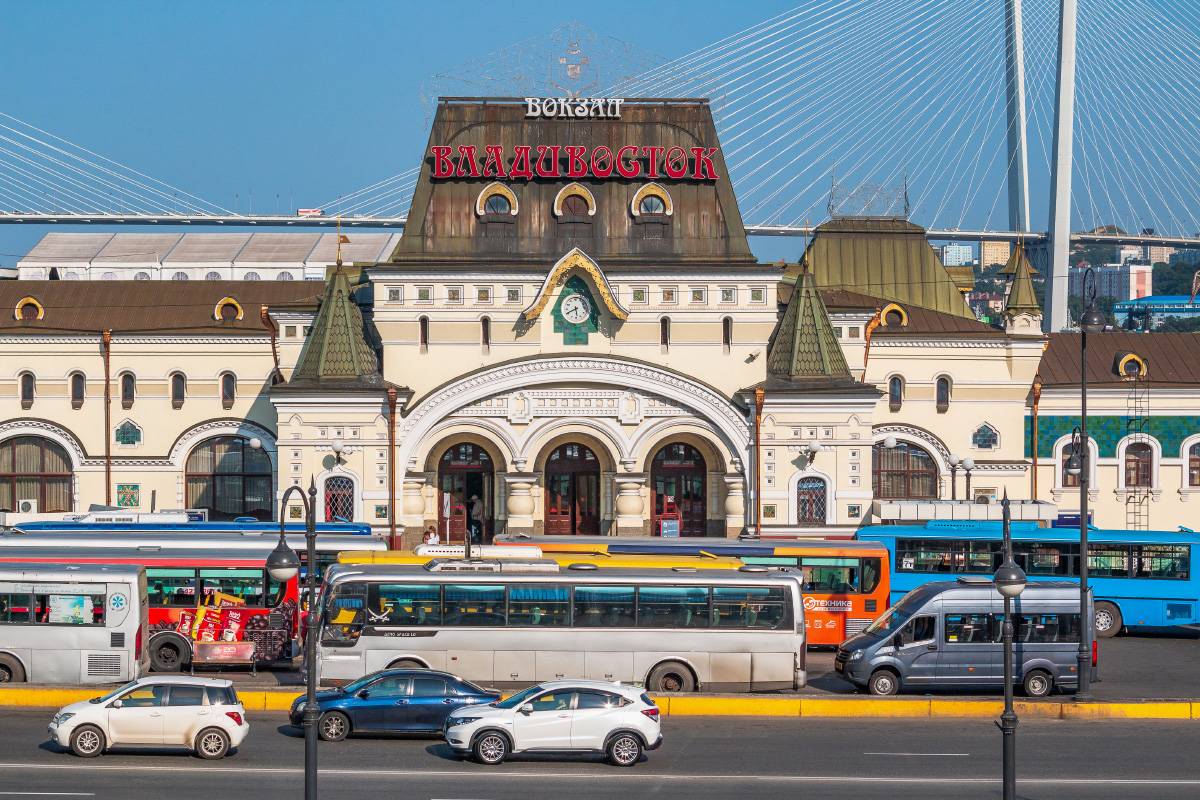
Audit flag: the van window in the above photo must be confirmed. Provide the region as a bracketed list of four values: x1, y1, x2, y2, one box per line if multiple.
[998, 613, 1082, 644]
[943, 613, 992, 643]
[895, 615, 935, 646]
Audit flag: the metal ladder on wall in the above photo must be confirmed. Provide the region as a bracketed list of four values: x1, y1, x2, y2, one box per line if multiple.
[1125, 370, 1151, 531]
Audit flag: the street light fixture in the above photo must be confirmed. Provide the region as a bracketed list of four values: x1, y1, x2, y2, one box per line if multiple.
[1075, 266, 1105, 702]
[995, 492, 1027, 800]
[331, 439, 345, 465]
[949, 454, 961, 500]
[265, 479, 318, 800]
[961, 457, 975, 500]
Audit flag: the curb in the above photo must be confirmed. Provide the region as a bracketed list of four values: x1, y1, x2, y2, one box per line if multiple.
[2, 687, 1198, 719]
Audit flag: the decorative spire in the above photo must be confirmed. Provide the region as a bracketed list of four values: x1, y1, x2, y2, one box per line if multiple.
[766, 267, 852, 381]
[289, 268, 380, 384]
[1003, 244, 1041, 317]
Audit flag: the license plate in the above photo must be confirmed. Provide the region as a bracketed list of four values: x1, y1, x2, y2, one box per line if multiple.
[834, 661, 843, 673]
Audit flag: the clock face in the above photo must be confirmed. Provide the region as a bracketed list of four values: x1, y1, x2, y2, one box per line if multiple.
[561, 294, 592, 324]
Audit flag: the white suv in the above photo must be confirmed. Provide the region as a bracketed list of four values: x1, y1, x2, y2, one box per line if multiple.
[444, 680, 661, 767]
[48, 676, 248, 759]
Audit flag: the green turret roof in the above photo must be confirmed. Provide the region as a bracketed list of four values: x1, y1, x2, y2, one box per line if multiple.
[767, 268, 853, 383]
[1004, 245, 1041, 316]
[285, 268, 385, 390]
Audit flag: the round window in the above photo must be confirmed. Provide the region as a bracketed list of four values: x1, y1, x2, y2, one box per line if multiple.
[639, 195, 666, 215]
[484, 194, 511, 215]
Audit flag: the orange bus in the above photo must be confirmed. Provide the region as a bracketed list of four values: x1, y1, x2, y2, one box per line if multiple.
[493, 535, 890, 645]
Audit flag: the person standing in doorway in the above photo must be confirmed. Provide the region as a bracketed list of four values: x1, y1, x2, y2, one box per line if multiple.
[469, 494, 484, 544]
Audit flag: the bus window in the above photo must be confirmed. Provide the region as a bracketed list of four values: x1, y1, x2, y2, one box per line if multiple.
[1088, 545, 1131, 578]
[711, 586, 791, 630]
[507, 584, 569, 626]
[798, 557, 859, 593]
[1015, 543, 1073, 576]
[1133, 545, 1190, 580]
[573, 585, 635, 627]
[200, 568, 266, 606]
[35, 593, 105, 625]
[0, 593, 32, 623]
[443, 584, 505, 626]
[369, 584, 440, 626]
[321, 583, 366, 645]
[637, 586, 709, 628]
[861, 558, 882, 593]
[147, 568, 198, 608]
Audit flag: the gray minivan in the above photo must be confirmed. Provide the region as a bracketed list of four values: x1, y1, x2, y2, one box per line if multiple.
[835, 579, 1094, 697]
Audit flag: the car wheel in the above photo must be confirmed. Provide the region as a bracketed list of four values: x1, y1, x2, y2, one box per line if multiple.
[195, 727, 231, 760]
[647, 661, 695, 693]
[318, 711, 350, 742]
[0, 654, 26, 683]
[69, 725, 105, 758]
[1022, 669, 1053, 698]
[151, 640, 184, 672]
[472, 731, 509, 765]
[607, 733, 643, 767]
[1094, 602, 1123, 639]
[868, 669, 900, 696]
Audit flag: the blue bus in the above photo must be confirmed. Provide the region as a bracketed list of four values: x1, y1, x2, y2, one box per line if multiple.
[856, 521, 1199, 638]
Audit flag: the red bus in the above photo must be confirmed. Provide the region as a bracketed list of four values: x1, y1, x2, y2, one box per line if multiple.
[0, 545, 298, 672]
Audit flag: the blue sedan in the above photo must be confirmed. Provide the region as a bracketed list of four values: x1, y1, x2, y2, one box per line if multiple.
[289, 669, 500, 741]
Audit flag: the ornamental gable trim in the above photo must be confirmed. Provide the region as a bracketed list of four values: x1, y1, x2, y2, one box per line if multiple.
[521, 248, 629, 322]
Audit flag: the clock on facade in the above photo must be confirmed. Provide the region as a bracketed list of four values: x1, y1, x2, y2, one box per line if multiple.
[561, 293, 592, 324]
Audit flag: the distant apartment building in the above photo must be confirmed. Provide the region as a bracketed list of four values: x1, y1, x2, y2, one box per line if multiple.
[979, 240, 1011, 270]
[940, 243, 973, 266]
[1138, 229, 1176, 265]
[1069, 262, 1153, 303]
[966, 290, 1005, 320]
[1118, 244, 1142, 264]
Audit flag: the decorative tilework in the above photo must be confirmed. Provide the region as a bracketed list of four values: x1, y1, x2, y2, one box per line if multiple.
[552, 275, 599, 345]
[1025, 415, 1200, 458]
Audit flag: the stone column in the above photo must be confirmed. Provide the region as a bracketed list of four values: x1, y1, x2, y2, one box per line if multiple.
[504, 473, 537, 535]
[724, 474, 746, 537]
[401, 473, 427, 530]
[614, 473, 647, 535]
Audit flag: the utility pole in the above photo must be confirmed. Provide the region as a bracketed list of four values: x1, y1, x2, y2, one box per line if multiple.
[1045, 0, 1079, 331]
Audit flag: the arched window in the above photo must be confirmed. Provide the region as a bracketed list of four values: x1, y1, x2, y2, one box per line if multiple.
[205, 271, 222, 281]
[419, 316, 430, 353]
[873, 440, 938, 499]
[69, 372, 86, 410]
[134, 271, 150, 280]
[1124, 442, 1153, 488]
[971, 424, 999, 450]
[218, 301, 239, 321]
[170, 372, 186, 409]
[19, 302, 39, 321]
[1188, 443, 1200, 487]
[660, 317, 671, 352]
[101, 271, 117, 281]
[480, 316, 491, 353]
[639, 195, 666, 216]
[797, 477, 827, 526]
[185, 435, 272, 521]
[484, 194, 511, 215]
[324, 476, 355, 522]
[220, 373, 236, 410]
[64, 271, 80, 280]
[888, 376, 903, 412]
[171, 271, 189, 281]
[1061, 442, 1082, 488]
[935, 376, 951, 413]
[18, 373, 35, 410]
[277, 271, 295, 281]
[0, 435, 73, 512]
[885, 308, 904, 326]
[722, 316, 733, 354]
[120, 373, 136, 409]
[562, 194, 590, 216]
[243, 272, 261, 281]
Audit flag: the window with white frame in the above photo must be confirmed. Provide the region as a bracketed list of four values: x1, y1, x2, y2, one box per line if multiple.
[719, 287, 735, 304]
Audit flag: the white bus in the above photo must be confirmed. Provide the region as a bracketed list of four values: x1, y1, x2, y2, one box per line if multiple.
[0, 564, 149, 684]
[316, 562, 806, 692]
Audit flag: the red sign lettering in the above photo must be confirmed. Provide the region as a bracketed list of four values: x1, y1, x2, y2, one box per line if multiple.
[427, 144, 720, 181]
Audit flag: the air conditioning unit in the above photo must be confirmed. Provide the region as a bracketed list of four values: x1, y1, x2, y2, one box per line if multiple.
[17, 499, 37, 514]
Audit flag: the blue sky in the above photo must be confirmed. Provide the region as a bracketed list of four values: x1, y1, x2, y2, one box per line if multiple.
[0, 1, 803, 265]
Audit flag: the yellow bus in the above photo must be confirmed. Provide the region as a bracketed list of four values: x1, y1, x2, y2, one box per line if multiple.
[336, 549, 745, 572]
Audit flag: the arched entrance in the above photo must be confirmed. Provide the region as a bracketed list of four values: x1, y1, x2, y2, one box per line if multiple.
[797, 477, 827, 526]
[651, 443, 707, 537]
[544, 443, 600, 535]
[438, 443, 494, 543]
[185, 435, 272, 521]
[0, 435, 73, 513]
[324, 476, 354, 522]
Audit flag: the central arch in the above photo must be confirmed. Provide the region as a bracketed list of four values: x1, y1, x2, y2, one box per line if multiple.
[542, 442, 602, 535]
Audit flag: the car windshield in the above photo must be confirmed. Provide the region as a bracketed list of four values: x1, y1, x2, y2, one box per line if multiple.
[91, 680, 139, 704]
[341, 674, 378, 694]
[863, 604, 913, 637]
[493, 685, 543, 709]
[457, 679, 489, 695]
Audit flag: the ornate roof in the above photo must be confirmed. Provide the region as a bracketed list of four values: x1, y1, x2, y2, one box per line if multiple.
[284, 268, 387, 391]
[1003, 244, 1042, 316]
[765, 269, 857, 388]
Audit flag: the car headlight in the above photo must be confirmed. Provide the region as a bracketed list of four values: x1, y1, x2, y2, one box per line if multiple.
[53, 712, 75, 724]
[449, 716, 481, 726]
[294, 701, 306, 712]
[847, 650, 864, 661]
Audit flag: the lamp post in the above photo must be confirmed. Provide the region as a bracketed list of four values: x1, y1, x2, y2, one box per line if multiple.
[949, 454, 961, 500]
[266, 479, 318, 800]
[1073, 266, 1106, 701]
[962, 458, 975, 501]
[994, 492, 1027, 800]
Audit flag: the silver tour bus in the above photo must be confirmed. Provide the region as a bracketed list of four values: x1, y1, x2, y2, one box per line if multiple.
[315, 561, 806, 692]
[0, 563, 149, 684]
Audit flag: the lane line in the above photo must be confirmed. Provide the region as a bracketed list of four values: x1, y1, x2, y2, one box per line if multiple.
[0, 764, 1197, 785]
[863, 752, 970, 757]
[0, 794, 95, 797]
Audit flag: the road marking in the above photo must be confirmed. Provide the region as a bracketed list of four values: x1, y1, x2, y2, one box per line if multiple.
[0, 794, 95, 797]
[863, 752, 970, 757]
[0, 764, 1198, 785]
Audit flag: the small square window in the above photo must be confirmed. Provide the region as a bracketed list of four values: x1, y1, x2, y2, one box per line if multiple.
[661, 287, 677, 304]
[387, 287, 402, 302]
[762, 504, 777, 520]
[291, 450, 300, 459]
[833, 326, 842, 338]
[848, 504, 862, 519]
[690, 288, 706, 304]
[505, 287, 521, 303]
[447, 286, 463, 304]
[720, 287, 735, 304]
[318, 428, 328, 437]
[416, 286, 433, 302]
[284, 325, 297, 337]
[476, 286, 492, 303]
[750, 287, 766, 304]
[631, 287, 648, 304]
[291, 463, 301, 473]
[848, 327, 860, 339]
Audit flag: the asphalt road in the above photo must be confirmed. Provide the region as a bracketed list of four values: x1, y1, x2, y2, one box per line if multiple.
[3, 710, 1199, 799]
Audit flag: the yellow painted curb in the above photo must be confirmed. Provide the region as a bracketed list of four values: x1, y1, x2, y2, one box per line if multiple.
[928, 700, 1005, 718]
[800, 698, 932, 717]
[1059, 701, 1193, 720]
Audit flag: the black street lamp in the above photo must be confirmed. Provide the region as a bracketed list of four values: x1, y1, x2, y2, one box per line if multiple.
[266, 479, 319, 800]
[994, 492, 1027, 800]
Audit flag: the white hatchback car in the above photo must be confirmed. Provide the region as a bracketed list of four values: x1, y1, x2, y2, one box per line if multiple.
[48, 676, 248, 759]
[444, 680, 661, 767]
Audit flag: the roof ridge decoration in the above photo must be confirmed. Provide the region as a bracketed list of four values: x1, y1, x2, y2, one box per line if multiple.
[289, 268, 381, 383]
[766, 268, 852, 382]
[1003, 244, 1042, 317]
[521, 248, 629, 322]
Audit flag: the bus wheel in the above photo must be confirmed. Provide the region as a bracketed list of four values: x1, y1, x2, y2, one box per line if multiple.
[1094, 603, 1123, 639]
[647, 662, 695, 693]
[151, 639, 185, 672]
[0, 654, 26, 683]
[386, 659, 427, 670]
[868, 669, 900, 696]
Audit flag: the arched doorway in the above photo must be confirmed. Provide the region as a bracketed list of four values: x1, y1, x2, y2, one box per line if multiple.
[544, 443, 600, 535]
[797, 477, 827, 526]
[872, 440, 938, 499]
[438, 443, 494, 544]
[324, 476, 354, 522]
[185, 435, 272, 520]
[0, 435, 73, 513]
[651, 443, 707, 537]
